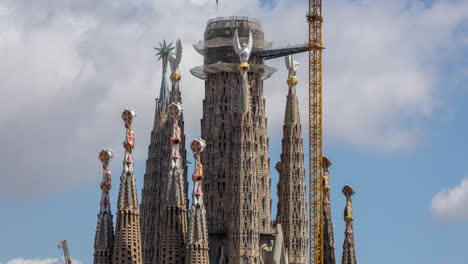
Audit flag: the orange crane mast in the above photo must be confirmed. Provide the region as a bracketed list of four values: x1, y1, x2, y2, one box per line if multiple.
[306, 0, 325, 263]
[57, 240, 72, 264]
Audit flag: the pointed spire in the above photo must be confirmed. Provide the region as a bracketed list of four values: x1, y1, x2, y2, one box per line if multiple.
[155, 40, 175, 105]
[322, 156, 336, 264]
[93, 149, 114, 264]
[187, 138, 209, 244]
[342, 185, 357, 264]
[112, 107, 142, 264]
[165, 103, 185, 205]
[285, 54, 300, 124]
[117, 108, 139, 210]
[277, 53, 307, 264]
[169, 39, 183, 104]
[186, 138, 210, 264]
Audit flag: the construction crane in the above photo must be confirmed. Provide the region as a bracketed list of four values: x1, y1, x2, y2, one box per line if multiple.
[57, 240, 72, 264]
[307, 0, 325, 264]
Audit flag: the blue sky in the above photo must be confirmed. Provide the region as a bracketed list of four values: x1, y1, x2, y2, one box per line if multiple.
[1, 0, 468, 263]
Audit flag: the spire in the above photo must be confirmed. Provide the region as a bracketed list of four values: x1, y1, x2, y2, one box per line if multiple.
[141, 38, 188, 264]
[117, 108, 139, 210]
[342, 185, 357, 264]
[158, 103, 188, 264]
[155, 40, 175, 105]
[284, 54, 300, 124]
[165, 103, 186, 205]
[277, 53, 307, 264]
[169, 38, 183, 104]
[113, 108, 142, 264]
[93, 149, 114, 264]
[186, 138, 210, 264]
[322, 156, 336, 264]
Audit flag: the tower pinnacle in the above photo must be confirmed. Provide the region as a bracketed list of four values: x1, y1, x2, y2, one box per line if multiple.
[159, 102, 188, 264]
[93, 149, 115, 264]
[277, 53, 307, 264]
[342, 185, 357, 264]
[113, 108, 142, 264]
[186, 138, 210, 264]
[154, 40, 175, 105]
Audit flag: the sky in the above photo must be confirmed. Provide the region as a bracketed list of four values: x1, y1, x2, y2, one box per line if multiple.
[0, 0, 467, 263]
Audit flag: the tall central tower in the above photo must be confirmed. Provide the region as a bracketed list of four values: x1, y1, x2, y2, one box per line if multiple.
[194, 17, 274, 264]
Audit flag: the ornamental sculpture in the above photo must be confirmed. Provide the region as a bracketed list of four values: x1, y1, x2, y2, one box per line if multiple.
[285, 51, 300, 86]
[98, 149, 114, 210]
[190, 138, 206, 206]
[233, 29, 253, 112]
[121, 108, 136, 175]
[166, 102, 184, 200]
[169, 38, 183, 81]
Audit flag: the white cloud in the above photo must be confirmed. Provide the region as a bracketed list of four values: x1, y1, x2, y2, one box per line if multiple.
[431, 177, 468, 221]
[4, 258, 82, 264]
[0, 0, 467, 200]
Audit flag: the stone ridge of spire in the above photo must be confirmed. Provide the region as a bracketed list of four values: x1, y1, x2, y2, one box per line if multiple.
[323, 156, 336, 264]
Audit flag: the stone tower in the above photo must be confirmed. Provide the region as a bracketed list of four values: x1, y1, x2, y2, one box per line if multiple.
[158, 103, 189, 264]
[341, 185, 356, 264]
[322, 157, 336, 264]
[192, 17, 274, 264]
[276, 54, 307, 264]
[113, 108, 142, 264]
[93, 149, 115, 264]
[186, 139, 210, 264]
[140, 40, 188, 264]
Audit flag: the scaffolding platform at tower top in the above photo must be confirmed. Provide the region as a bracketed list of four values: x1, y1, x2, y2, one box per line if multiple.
[207, 16, 262, 25]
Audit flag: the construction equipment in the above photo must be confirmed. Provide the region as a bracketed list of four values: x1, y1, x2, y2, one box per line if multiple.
[307, 0, 325, 264]
[57, 240, 72, 264]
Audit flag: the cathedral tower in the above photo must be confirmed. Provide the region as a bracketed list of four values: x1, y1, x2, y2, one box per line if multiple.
[93, 149, 115, 264]
[341, 185, 357, 264]
[140, 39, 188, 264]
[276, 54, 307, 264]
[192, 17, 274, 264]
[186, 139, 210, 264]
[113, 108, 142, 264]
[158, 103, 189, 264]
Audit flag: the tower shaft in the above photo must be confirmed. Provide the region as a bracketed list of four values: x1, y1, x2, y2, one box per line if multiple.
[200, 18, 271, 264]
